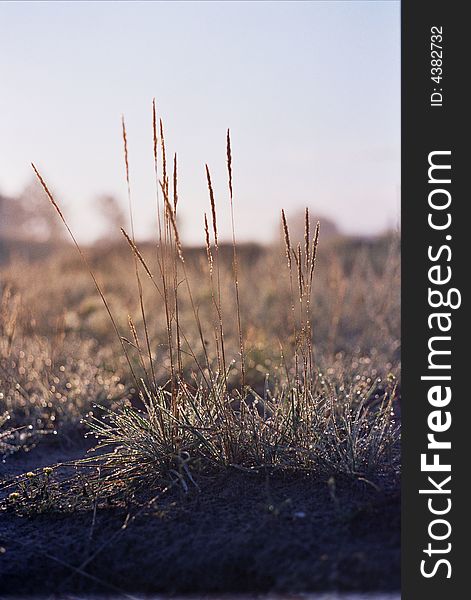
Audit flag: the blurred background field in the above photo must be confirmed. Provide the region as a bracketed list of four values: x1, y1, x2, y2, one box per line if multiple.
[0, 193, 400, 442]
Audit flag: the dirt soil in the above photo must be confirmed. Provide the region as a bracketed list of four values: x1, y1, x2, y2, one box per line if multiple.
[0, 442, 400, 597]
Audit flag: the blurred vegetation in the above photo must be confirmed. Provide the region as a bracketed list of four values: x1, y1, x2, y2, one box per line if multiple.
[1, 230, 400, 440]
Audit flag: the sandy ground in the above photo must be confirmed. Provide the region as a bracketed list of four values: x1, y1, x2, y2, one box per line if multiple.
[0, 442, 400, 597]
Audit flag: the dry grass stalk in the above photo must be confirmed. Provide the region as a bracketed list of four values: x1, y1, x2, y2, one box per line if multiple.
[226, 130, 245, 386]
[281, 209, 292, 270]
[203, 212, 222, 371]
[31, 163, 141, 390]
[173, 153, 178, 212]
[152, 102, 178, 394]
[128, 315, 150, 382]
[121, 117, 157, 391]
[205, 164, 226, 378]
[152, 99, 164, 256]
[160, 182, 183, 262]
[309, 221, 320, 285]
[152, 99, 158, 171]
[172, 153, 183, 380]
[294, 242, 309, 385]
[160, 119, 168, 197]
[280, 210, 320, 387]
[295, 243, 304, 301]
[204, 213, 213, 274]
[304, 207, 310, 270]
[120, 229, 164, 299]
[281, 209, 299, 382]
[307, 220, 320, 374]
[159, 180, 212, 384]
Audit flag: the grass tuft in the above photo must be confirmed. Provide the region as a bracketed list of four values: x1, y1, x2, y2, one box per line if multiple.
[1, 105, 400, 510]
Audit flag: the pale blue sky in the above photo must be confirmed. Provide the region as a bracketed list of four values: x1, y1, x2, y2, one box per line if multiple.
[0, 1, 400, 244]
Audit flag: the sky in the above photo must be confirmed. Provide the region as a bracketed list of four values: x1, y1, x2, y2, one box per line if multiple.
[0, 1, 400, 245]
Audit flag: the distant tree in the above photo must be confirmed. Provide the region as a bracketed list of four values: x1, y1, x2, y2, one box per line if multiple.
[0, 178, 65, 242]
[0, 194, 16, 240]
[96, 194, 127, 242]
